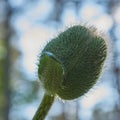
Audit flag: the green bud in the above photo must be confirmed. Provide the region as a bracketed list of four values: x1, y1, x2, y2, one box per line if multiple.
[38, 25, 107, 100]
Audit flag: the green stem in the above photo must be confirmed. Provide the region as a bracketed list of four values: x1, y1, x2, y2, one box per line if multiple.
[33, 93, 55, 120]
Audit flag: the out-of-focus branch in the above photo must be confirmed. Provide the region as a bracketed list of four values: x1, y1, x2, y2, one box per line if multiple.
[1, 0, 13, 120]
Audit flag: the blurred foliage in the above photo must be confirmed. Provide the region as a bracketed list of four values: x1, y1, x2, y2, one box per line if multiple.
[0, 0, 41, 120]
[93, 107, 120, 120]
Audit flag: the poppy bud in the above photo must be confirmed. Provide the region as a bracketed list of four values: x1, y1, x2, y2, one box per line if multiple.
[38, 25, 107, 100]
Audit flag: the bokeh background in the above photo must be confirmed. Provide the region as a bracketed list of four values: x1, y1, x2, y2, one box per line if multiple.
[0, 0, 120, 120]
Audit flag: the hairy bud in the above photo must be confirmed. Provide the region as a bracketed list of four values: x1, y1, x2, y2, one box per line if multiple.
[38, 25, 107, 100]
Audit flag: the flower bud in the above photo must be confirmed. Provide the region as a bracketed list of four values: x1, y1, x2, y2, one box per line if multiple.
[38, 25, 107, 100]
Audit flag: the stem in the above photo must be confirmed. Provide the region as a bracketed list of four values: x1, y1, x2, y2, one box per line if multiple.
[33, 93, 55, 120]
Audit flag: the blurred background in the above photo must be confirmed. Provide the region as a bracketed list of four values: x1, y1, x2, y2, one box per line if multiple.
[0, 0, 120, 120]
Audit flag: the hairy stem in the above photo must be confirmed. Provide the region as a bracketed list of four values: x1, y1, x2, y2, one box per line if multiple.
[33, 93, 55, 120]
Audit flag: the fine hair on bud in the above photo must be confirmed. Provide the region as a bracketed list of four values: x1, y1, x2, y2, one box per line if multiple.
[38, 25, 107, 100]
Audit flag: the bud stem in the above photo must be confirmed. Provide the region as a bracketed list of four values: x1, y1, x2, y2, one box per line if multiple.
[33, 93, 55, 120]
